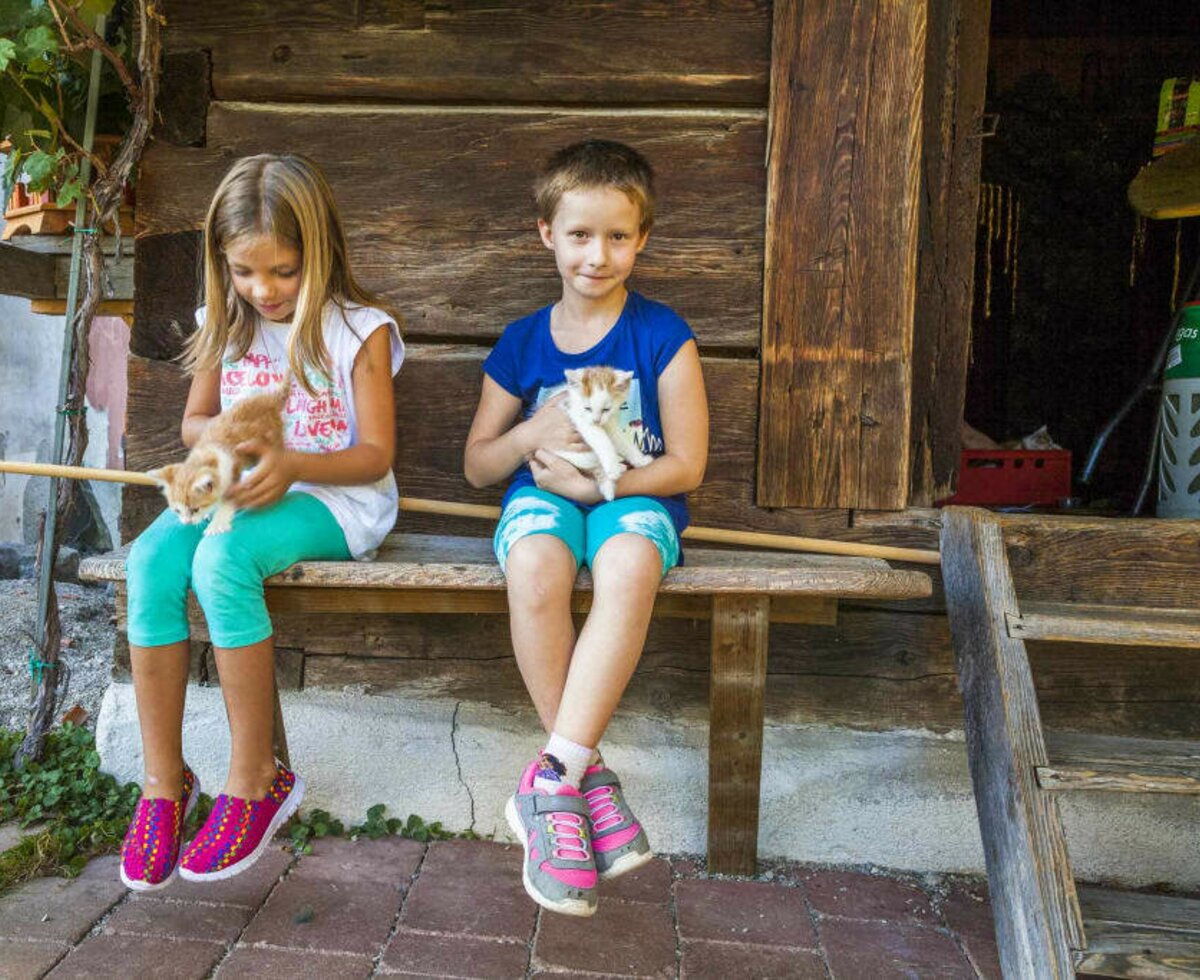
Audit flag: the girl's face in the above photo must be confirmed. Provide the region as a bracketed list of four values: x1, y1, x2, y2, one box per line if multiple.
[539, 187, 648, 307]
[225, 234, 302, 322]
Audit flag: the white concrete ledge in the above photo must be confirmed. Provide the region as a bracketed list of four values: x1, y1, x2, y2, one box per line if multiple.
[97, 681, 1200, 889]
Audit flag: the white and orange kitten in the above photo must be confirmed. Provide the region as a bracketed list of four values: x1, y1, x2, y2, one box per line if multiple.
[555, 366, 653, 501]
[149, 382, 289, 535]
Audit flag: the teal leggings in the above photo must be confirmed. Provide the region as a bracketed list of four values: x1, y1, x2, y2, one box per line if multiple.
[125, 492, 350, 649]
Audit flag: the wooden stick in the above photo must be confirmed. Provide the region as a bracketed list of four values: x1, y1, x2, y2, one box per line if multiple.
[0, 459, 942, 564]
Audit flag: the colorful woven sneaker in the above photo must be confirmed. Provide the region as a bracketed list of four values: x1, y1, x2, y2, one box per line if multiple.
[120, 766, 200, 891]
[582, 764, 653, 879]
[178, 760, 303, 882]
[505, 759, 598, 917]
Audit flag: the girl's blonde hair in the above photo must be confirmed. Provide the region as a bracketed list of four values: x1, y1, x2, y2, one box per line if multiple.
[182, 153, 399, 396]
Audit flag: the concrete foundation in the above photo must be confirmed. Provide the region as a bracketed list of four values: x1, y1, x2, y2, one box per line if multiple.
[96, 680, 1200, 889]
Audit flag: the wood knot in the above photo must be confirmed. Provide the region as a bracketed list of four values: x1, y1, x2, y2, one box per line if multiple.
[272, 45, 292, 64]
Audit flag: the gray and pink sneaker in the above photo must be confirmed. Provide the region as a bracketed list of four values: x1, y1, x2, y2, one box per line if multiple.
[505, 757, 598, 917]
[582, 764, 653, 879]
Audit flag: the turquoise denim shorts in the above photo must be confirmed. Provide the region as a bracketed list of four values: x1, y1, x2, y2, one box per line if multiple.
[493, 486, 681, 577]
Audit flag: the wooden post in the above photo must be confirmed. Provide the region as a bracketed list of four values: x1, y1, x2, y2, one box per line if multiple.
[758, 0, 927, 509]
[271, 677, 290, 768]
[909, 0, 993, 505]
[707, 593, 769, 875]
[941, 509, 1083, 977]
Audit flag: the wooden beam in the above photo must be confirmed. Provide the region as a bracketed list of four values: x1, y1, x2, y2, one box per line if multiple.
[940, 508, 1083, 977]
[0, 242, 57, 299]
[1009, 602, 1200, 648]
[707, 593, 769, 875]
[758, 0, 926, 509]
[909, 0, 992, 505]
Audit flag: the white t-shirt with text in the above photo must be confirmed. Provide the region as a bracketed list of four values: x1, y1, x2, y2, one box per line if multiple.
[208, 301, 405, 559]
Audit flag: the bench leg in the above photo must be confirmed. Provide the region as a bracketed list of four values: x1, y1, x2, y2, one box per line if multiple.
[271, 676, 290, 768]
[708, 593, 769, 876]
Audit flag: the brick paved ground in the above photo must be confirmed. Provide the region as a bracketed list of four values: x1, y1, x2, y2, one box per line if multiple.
[0, 837, 1010, 979]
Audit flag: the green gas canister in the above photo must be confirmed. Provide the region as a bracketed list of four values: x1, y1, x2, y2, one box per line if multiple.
[1158, 301, 1200, 516]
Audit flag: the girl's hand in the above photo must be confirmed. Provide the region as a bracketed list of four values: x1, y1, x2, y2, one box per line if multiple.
[522, 394, 588, 455]
[228, 440, 297, 509]
[529, 449, 603, 504]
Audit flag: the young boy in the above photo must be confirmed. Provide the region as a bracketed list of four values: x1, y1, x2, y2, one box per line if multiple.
[464, 139, 709, 916]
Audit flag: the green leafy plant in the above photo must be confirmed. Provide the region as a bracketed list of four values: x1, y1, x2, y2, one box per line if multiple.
[288, 803, 481, 855]
[0, 723, 140, 890]
[0, 0, 131, 205]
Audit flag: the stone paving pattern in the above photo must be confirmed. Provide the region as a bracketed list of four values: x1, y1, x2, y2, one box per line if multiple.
[0, 837, 1018, 978]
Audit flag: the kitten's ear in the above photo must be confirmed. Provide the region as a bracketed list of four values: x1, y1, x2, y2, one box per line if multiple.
[192, 474, 215, 496]
[563, 368, 584, 385]
[147, 465, 176, 489]
[614, 369, 635, 385]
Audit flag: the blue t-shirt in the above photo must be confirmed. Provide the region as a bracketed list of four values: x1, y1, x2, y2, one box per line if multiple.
[482, 291, 695, 533]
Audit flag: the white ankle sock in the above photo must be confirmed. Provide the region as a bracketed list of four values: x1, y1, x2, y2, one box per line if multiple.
[534, 733, 595, 793]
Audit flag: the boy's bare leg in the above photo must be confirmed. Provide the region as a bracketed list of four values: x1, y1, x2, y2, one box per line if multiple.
[553, 533, 661, 747]
[213, 637, 280, 799]
[505, 535, 578, 732]
[130, 641, 191, 800]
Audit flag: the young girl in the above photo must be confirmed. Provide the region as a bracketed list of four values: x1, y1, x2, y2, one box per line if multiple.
[120, 154, 404, 889]
[464, 140, 708, 916]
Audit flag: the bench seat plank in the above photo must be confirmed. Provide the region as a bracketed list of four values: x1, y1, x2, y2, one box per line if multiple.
[1008, 602, 1200, 649]
[1040, 732, 1200, 795]
[80, 533, 933, 600]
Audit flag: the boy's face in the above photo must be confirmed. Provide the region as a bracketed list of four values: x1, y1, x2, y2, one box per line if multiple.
[538, 187, 648, 306]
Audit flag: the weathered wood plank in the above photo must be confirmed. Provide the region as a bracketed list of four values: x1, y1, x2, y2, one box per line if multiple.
[940, 508, 1082, 977]
[0, 243, 57, 298]
[119, 350, 856, 544]
[156, 50, 211, 147]
[82, 534, 930, 600]
[1040, 732, 1200, 794]
[130, 231, 200, 360]
[1010, 602, 1200, 649]
[1077, 887, 1200, 978]
[135, 105, 766, 347]
[163, 1, 768, 106]
[757, 0, 925, 509]
[909, 0, 992, 505]
[707, 593, 769, 875]
[999, 513, 1200, 608]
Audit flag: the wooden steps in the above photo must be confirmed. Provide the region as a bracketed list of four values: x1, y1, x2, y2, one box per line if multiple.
[1008, 602, 1200, 649]
[1077, 887, 1200, 978]
[941, 507, 1200, 978]
[1041, 733, 1200, 794]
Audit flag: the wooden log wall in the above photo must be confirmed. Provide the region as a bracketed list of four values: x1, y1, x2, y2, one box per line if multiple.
[121, 0, 1198, 740]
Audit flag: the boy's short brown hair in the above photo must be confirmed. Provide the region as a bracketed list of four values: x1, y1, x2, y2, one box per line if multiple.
[534, 139, 656, 233]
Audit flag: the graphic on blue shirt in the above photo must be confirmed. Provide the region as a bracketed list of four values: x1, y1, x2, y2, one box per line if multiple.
[483, 291, 695, 533]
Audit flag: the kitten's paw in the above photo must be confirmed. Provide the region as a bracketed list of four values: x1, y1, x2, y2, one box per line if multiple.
[603, 462, 626, 482]
[627, 450, 654, 469]
[204, 514, 233, 536]
[598, 479, 617, 501]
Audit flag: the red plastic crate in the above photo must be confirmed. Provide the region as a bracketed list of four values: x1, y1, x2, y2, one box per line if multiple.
[940, 449, 1071, 507]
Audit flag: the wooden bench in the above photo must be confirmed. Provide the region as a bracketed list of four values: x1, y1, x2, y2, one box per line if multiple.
[80, 531, 931, 875]
[941, 507, 1200, 978]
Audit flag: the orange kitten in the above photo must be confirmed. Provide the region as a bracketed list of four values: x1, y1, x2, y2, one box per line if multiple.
[556, 366, 654, 501]
[149, 382, 289, 535]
